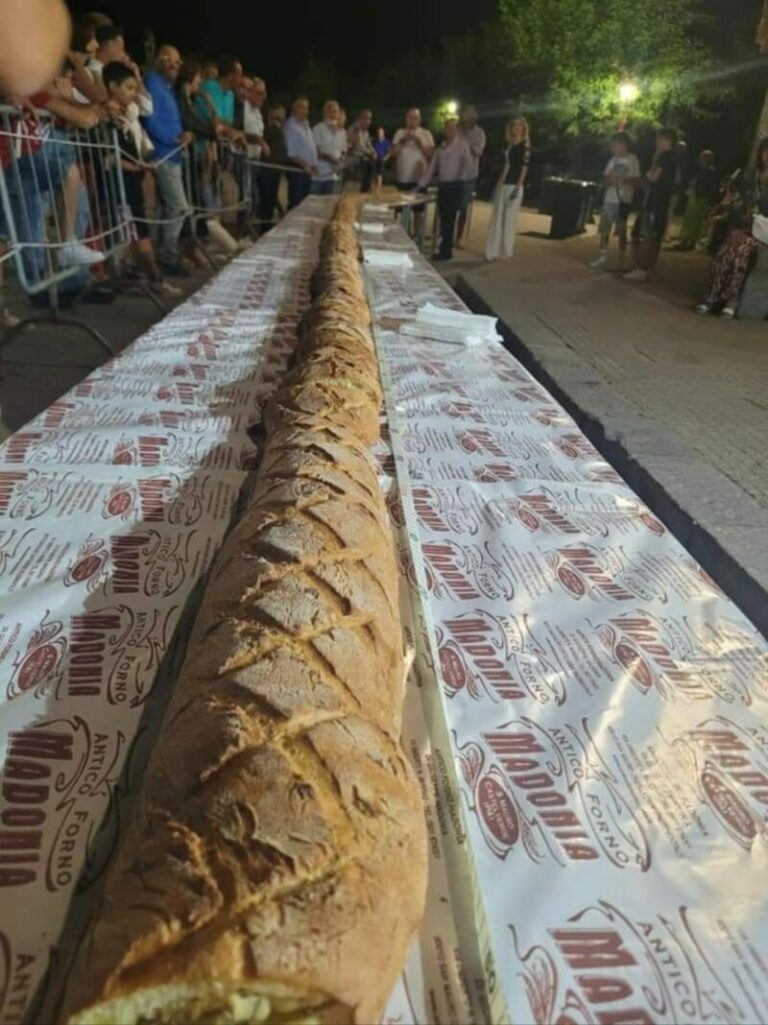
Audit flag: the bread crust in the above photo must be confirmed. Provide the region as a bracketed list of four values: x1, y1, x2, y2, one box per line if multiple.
[62, 197, 427, 1025]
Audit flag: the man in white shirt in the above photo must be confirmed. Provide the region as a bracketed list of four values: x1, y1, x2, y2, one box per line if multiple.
[392, 107, 434, 189]
[456, 104, 486, 246]
[392, 107, 434, 233]
[243, 76, 269, 229]
[311, 100, 347, 195]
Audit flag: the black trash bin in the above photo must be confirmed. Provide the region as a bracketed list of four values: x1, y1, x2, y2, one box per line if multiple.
[546, 177, 599, 239]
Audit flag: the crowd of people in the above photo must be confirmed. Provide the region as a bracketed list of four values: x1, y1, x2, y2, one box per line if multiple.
[586, 127, 768, 315]
[0, 10, 766, 322]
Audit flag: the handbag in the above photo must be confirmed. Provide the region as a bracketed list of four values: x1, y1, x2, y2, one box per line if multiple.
[753, 213, 768, 245]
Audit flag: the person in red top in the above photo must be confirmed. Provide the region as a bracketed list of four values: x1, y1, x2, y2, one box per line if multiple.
[0, 70, 105, 293]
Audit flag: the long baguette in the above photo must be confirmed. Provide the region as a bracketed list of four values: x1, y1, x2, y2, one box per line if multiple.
[62, 420, 426, 1025]
[62, 199, 427, 1025]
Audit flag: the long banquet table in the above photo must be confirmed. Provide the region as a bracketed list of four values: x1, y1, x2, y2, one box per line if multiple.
[1, 197, 767, 1025]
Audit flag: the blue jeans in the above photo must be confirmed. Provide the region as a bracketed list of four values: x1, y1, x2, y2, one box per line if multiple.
[1, 133, 88, 291]
[287, 169, 311, 210]
[152, 161, 191, 260]
[310, 178, 341, 196]
[250, 165, 260, 217]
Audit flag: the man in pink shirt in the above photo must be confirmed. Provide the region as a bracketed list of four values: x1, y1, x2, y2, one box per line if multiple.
[418, 119, 472, 262]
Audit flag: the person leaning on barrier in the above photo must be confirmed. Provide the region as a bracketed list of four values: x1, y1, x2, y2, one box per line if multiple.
[102, 61, 181, 299]
[142, 44, 194, 277]
[0, 76, 108, 309]
[0, 0, 71, 98]
[68, 17, 104, 105]
[175, 58, 242, 257]
[200, 55, 243, 129]
[259, 101, 286, 229]
[311, 99, 347, 196]
[283, 96, 317, 210]
[242, 76, 268, 233]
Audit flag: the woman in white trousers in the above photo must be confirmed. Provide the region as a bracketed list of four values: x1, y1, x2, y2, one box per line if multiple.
[485, 116, 531, 260]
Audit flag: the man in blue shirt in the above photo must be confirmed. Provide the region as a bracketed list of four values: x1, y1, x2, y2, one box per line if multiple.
[143, 44, 193, 274]
[200, 55, 243, 127]
[283, 96, 317, 209]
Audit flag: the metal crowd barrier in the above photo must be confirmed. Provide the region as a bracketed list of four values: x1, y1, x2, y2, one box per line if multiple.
[0, 104, 134, 355]
[183, 139, 252, 254]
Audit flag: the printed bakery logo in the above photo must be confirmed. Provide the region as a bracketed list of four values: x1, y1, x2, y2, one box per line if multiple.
[102, 475, 205, 526]
[506, 489, 591, 537]
[512, 384, 549, 404]
[588, 464, 626, 485]
[596, 612, 750, 704]
[674, 716, 768, 851]
[172, 362, 209, 381]
[7, 612, 68, 700]
[0, 929, 38, 1025]
[41, 400, 76, 429]
[138, 410, 185, 431]
[53, 605, 177, 707]
[0, 717, 124, 894]
[2, 433, 44, 465]
[155, 381, 203, 405]
[0, 472, 38, 518]
[454, 427, 507, 458]
[439, 399, 487, 425]
[437, 610, 564, 706]
[533, 406, 571, 428]
[458, 718, 649, 868]
[495, 365, 529, 385]
[410, 485, 476, 536]
[108, 530, 193, 598]
[510, 901, 744, 1025]
[472, 462, 521, 484]
[186, 335, 220, 360]
[111, 434, 169, 467]
[422, 541, 515, 602]
[555, 432, 598, 461]
[63, 536, 109, 593]
[547, 543, 667, 604]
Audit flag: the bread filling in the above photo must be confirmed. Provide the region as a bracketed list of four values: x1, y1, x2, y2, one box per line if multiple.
[71, 983, 347, 1025]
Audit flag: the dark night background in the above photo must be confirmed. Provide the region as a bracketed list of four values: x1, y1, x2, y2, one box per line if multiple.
[69, 0, 498, 92]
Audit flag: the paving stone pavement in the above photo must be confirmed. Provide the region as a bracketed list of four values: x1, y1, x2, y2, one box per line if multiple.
[444, 204, 768, 634]
[0, 263, 217, 435]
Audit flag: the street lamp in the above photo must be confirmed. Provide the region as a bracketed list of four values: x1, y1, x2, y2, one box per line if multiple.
[619, 81, 639, 105]
[618, 81, 639, 129]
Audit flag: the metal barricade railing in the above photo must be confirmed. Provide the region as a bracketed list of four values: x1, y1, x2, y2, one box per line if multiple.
[183, 139, 252, 253]
[0, 105, 134, 355]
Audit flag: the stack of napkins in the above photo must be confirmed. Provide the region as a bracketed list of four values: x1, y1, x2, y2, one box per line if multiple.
[400, 303, 502, 346]
[356, 222, 386, 235]
[363, 203, 392, 215]
[363, 250, 414, 269]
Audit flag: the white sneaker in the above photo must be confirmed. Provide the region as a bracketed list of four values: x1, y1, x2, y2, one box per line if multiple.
[589, 254, 606, 269]
[59, 240, 102, 267]
[623, 268, 649, 283]
[1, 308, 20, 329]
[694, 302, 713, 315]
[721, 305, 737, 319]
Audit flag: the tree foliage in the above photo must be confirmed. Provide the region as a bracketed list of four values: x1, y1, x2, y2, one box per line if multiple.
[496, 0, 713, 132]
